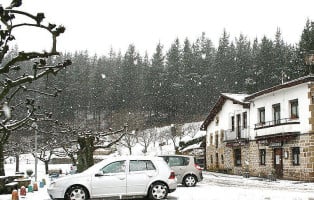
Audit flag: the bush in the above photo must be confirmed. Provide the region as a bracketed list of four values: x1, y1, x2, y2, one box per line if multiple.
[26, 169, 33, 177]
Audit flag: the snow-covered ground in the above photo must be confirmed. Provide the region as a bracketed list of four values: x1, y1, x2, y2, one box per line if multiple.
[1, 126, 314, 200]
[1, 156, 314, 200]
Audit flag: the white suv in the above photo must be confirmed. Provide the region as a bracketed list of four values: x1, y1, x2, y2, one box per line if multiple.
[48, 156, 177, 200]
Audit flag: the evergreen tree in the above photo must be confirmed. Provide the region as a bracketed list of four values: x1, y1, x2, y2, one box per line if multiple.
[120, 44, 140, 110]
[273, 28, 292, 84]
[299, 19, 314, 52]
[72, 51, 92, 122]
[90, 55, 109, 130]
[44, 52, 76, 123]
[245, 38, 259, 93]
[163, 38, 182, 121]
[299, 19, 314, 75]
[144, 43, 164, 120]
[213, 29, 234, 93]
[182, 38, 196, 116]
[234, 34, 252, 93]
[193, 33, 216, 114]
[255, 36, 274, 90]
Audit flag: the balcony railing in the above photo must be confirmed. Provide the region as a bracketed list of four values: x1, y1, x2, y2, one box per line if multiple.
[224, 127, 249, 141]
[254, 117, 300, 129]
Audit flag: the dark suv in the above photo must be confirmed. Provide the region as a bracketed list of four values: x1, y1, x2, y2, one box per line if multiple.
[159, 155, 203, 187]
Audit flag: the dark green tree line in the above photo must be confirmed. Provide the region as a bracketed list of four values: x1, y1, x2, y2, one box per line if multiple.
[11, 20, 314, 134]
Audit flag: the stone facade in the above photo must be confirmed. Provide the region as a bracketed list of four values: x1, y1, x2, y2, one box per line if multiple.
[202, 76, 314, 181]
[206, 134, 314, 181]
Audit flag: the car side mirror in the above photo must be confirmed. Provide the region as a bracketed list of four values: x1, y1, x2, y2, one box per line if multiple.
[95, 171, 104, 177]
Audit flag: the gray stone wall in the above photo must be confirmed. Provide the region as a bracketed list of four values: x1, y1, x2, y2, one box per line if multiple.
[206, 133, 314, 181]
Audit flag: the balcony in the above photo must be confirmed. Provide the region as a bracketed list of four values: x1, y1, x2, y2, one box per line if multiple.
[254, 118, 300, 130]
[224, 127, 249, 142]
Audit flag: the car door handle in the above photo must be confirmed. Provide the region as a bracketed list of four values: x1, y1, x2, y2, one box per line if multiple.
[118, 176, 126, 180]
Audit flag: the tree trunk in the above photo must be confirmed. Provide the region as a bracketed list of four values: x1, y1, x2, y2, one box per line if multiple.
[44, 160, 49, 174]
[15, 154, 19, 172]
[128, 147, 132, 155]
[0, 144, 5, 175]
[69, 154, 77, 166]
[77, 136, 95, 172]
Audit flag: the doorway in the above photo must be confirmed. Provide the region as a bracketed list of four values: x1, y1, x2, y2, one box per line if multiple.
[215, 153, 219, 168]
[236, 114, 241, 138]
[273, 148, 283, 178]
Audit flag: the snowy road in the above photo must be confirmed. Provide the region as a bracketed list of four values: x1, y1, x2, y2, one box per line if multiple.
[167, 171, 314, 200]
[1, 171, 314, 200]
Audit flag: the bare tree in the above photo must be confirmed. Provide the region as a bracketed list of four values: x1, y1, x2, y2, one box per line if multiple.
[119, 129, 136, 155]
[56, 123, 129, 172]
[0, 0, 71, 175]
[138, 128, 155, 154]
[166, 124, 182, 152]
[32, 135, 60, 175]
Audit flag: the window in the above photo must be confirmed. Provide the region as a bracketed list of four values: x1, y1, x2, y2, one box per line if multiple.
[220, 131, 224, 142]
[215, 153, 219, 167]
[292, 147, 300, 165]
[290, 99, 299, 119]
[210, 134, 213, 145]
[231, 116, 235, 131]
[168, 156, 189, 167]
[260, 149, 266, 165]
[102, 160, 126, 174]
[215, 116, 219, 126]
[258, 107, 265, 124]
[273, 104, 281, 125]
[129, 160, 156, 172]
[215, 134, 219, 148]
[210, 155, 213, 164]
[234, 149, 241, 166]
[243, 112, 247, 128]
[221, 154, 224, 164]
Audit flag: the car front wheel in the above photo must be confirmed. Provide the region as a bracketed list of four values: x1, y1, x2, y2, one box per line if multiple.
[183, 174, 197, 187]
[65, 185, 89, 200]
[148, 182, 168, 200]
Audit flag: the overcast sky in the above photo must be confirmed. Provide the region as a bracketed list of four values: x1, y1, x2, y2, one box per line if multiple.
[4, 0, 314, 56]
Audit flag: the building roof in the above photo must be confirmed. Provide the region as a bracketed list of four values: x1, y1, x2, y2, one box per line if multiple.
[245, 75, 314, 101]
[200, 75, 314, 131]
[200, 93, 249, 130]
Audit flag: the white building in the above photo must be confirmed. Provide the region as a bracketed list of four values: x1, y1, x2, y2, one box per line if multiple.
[201, 75, 314, 181]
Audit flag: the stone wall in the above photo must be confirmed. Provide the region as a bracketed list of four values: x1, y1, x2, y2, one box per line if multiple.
[281, 133, 314, 181]
[206, 133, 314, 181]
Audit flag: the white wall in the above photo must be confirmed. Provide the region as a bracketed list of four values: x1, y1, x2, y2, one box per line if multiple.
[249, 83, 310, 138]
[206, 99, 249, 145]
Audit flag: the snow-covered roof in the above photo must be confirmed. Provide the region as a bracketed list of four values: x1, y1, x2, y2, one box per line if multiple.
[194, 130, 206, 139]
[201, 93, 249, 130]
[221, 93, 249, 103]
[180, 135, 193, 143]
[245, 75, 314, 101]
[180, 142, 203, 152]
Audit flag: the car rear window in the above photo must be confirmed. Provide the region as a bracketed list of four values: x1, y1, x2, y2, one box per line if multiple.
[129, 160, 156, 172]
[168, 156, 190, 167]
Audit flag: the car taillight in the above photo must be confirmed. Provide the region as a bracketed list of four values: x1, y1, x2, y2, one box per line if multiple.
[194, 164, 202, 170]
[169, 171, 176, 179]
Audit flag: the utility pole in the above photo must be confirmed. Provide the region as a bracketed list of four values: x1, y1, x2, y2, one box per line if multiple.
[32, 122, 38, 182]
